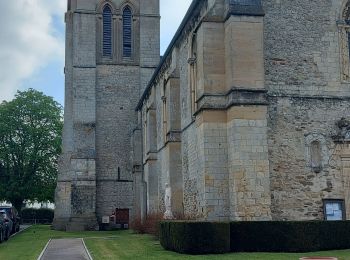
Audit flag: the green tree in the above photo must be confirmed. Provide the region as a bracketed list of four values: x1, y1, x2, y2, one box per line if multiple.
[0, 89, 63, 211]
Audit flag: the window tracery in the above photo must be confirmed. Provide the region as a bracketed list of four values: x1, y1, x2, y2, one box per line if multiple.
[97, 1, 137, 63]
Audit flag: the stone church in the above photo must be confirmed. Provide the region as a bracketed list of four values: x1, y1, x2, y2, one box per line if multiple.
[53, 0, 350, 231]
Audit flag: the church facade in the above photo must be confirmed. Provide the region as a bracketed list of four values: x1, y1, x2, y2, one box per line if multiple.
[54, 0, 350, 230]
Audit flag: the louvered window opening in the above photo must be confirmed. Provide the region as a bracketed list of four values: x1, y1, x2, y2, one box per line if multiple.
[123, 7, 132, 58]
[103, 6, 112, 57]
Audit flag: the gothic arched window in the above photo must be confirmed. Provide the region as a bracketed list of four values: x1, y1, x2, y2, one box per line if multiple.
[344, 3, 350, 59]
[162, 80, 168, 143]
[123, 6, 132, 58]
[102, 5, 112, 57]
[343, 2, 350, 25]
[188, 33, 197, 116]
[339, 1, 350, 81]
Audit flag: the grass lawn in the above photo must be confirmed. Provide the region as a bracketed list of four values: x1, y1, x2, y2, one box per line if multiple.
[1, 225, 350, 260]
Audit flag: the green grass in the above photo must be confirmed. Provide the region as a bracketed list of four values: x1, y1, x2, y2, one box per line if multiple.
[0, 225, 117, 260]
[85, 233, 350, 260]
[1, 225, 350, 259]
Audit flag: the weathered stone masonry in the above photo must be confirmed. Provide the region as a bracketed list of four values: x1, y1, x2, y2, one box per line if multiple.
[137, 0, 350, 222]
[264, 0, 350, 220]
[54, 0, 159, 231]
[138, 0, 272, 221]
[55, 0, 350, 230]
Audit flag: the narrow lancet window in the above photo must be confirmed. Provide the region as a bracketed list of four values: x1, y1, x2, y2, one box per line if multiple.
[346, 19, 350, 59]
[103, 5, 112, 57]
[340, 2, 350, 80]
[162, 82, 167, 143]
[348, 31, 350, 59]
[189, 34, 197, 115]
[123, 6, 132, 58]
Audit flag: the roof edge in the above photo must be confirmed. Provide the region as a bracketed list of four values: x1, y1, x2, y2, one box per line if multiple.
[136, 0, 265, 111]
[136, 0, 201, 111]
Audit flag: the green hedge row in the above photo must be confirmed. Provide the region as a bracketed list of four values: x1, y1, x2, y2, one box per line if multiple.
[21, 208, 54, 223]
[160, 221, 350, 254]
[159, 221, 230, 254]
[230, 221, 350, 252]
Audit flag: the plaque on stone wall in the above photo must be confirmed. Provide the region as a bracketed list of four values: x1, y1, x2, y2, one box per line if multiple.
[102, 216, 110, 224]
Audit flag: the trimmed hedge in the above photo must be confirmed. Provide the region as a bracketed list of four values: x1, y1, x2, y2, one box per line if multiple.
[160, 221, 350, 254]
[231, 221, 317, 252]
[21, 208, 54, 223]
[318, 221, 350, 250]
[230, 221, 350, 253]
[159, 221, 230, 254]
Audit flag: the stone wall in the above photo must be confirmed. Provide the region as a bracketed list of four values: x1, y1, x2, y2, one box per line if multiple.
[54, 0, 160, 230]
[95, 65, 140, 219]
[264, 0, 350, 220]
[197, 113, 230, 221]
[57, 0, 350, 228]
[139, 0, 271, 221]
[227, 107, 271, 221]
[268, 97, 350, 220]
[264, 0, 348, 97]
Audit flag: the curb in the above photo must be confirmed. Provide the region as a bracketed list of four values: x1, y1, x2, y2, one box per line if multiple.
[82, 238, 94, 260]
[37, 239, 52, 260]
[10, 225, 32, 238]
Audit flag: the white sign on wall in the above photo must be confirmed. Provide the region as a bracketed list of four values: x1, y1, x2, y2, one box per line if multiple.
[102, 216, 110, 224]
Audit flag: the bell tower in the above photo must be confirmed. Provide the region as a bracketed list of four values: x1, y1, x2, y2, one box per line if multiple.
[53, 0, 160, 231]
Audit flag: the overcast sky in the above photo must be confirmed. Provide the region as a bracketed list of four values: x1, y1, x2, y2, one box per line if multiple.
[0, 0, 192, 105]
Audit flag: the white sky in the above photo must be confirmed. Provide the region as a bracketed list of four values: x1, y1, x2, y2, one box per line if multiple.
[0, 0, 192, 103]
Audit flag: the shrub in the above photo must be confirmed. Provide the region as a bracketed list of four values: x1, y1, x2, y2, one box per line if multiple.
[131, 212, 163, 237]
[21, 208, 54, 224]
[160, 221, 230, 254]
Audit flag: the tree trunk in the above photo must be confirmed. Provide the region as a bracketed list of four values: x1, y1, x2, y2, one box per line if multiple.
[10, 198, 24, 216]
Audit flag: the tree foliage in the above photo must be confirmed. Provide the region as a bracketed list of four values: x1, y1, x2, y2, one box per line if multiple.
[0, 89, 63, 211]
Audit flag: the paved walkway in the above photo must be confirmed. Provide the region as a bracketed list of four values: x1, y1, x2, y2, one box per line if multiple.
[10, 225, 31, 238]
[20, 225, 31, 231]
[38, 238, 92, 260]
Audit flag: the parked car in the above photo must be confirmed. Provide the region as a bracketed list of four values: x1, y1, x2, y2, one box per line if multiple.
[0, 211, 12, 241]
[0, 206, 20, 234]
[0, 213, 6, 243]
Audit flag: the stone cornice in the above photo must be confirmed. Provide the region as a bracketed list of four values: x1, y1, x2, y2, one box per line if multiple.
[227, 0, 264, 18]
[195, 87, 268, 115]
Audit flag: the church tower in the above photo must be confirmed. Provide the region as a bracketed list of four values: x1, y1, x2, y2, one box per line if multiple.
[53, 0, 160, 231]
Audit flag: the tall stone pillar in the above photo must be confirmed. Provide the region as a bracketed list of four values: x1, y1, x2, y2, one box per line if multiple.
[224, 0, 272, 220]
[53, 0, 98, 231]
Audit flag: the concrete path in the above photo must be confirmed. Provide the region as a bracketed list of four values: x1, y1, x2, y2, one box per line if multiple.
[20, 224, 31, 232]
[10, 225, 31, 238]
[38, 238, 92, 260]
